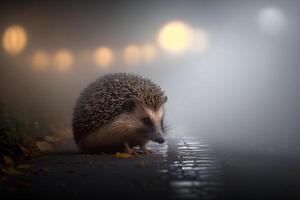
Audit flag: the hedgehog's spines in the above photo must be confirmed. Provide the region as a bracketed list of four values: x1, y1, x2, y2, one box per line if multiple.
[72, 73, 167, 141]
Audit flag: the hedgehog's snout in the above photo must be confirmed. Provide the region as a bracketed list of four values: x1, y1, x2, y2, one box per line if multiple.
[155, 137, 165, 144]
[152, 132, 165, 144]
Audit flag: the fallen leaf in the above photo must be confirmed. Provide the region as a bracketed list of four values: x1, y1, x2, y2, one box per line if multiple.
[114, 152, 133, 158]
[3, 155, 14, 166]
[1, 167, 22, 176]
[36, 141, 54, 152]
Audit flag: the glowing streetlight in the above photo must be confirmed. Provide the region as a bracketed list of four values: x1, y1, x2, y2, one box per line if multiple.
[2, 25, 28, 55]
[93, 47, 113, 68]
[31, 51, 50, 70]
[158, 21, 193, 54]
[123, 45, 141, 66]
[53, 49, 73, 72]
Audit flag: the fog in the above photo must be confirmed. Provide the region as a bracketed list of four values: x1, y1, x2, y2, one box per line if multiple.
[1, 0, 300, 148]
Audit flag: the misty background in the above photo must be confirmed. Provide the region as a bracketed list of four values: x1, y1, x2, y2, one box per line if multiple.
[1, 0, 300, 148]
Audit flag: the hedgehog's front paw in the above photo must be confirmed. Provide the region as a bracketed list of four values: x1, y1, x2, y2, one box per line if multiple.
[124, 142, 137, 155]
[126, 148, 137, 155]
[140, 147, 153, 154]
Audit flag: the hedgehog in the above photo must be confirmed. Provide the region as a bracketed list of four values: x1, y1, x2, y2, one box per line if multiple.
[72, 73, 168, 154]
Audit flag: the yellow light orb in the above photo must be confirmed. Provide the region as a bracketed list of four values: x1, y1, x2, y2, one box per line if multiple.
[141, 44, 157, 63]
[191, 29, 209, 53]
[158, 21, 193, 53]
[53, 49, 73, 72]
[2, 25, 28, 55]
[93, 47, 113, 68]
[123, 45, 141, 66]
[31, 51, 50, 70]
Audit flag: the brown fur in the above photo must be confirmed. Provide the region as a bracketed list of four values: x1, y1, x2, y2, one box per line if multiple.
[76, 104, 164, 153]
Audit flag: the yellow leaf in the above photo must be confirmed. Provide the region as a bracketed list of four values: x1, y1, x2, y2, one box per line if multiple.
[114, 152, 133, 158]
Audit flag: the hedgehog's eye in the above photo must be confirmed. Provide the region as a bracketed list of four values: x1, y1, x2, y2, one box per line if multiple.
[142, 117, 152, 126]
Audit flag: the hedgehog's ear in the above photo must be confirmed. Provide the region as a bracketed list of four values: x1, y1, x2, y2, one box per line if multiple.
[123, 98, 136, 112]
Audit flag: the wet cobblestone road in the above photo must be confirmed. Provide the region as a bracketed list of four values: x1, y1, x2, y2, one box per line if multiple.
[2, 136, 300, 199]
[1, 136, 225, 199]
[167, 137, 223, 199]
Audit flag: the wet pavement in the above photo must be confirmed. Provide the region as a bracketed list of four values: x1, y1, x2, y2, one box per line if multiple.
[167, 137, 223, 199]
[1, 136, 300, 199]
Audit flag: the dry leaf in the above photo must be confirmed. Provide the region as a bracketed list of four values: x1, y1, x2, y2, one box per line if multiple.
[114, 152, 133, 158]
[1, 167, 22, 176]
[3, 155, 14, 166]
[36, 141, 54, 152]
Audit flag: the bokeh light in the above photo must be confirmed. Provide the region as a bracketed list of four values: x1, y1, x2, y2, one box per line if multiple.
[93, 47, 113, 68]
[123, 45, 141, 66]
[190, 29, 209, 53]
[258, 7, 287, 35]
[2, 25, 27, 55]
[158, 21, 193, 53]
[53, 49, 73, 72]
[141, 44, 157, 63]
[31, 51, 50, 70]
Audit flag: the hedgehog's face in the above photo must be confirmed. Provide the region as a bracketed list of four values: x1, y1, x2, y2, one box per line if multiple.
[138, 106, 165, 144]
[122, 99, 166, 144]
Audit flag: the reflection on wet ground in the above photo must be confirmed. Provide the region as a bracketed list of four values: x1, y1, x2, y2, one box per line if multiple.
[146, 136, 224, 199]
[3, 134, 300, 199]
[167, 137, 223, 199]
[1, 136, 226, 199]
